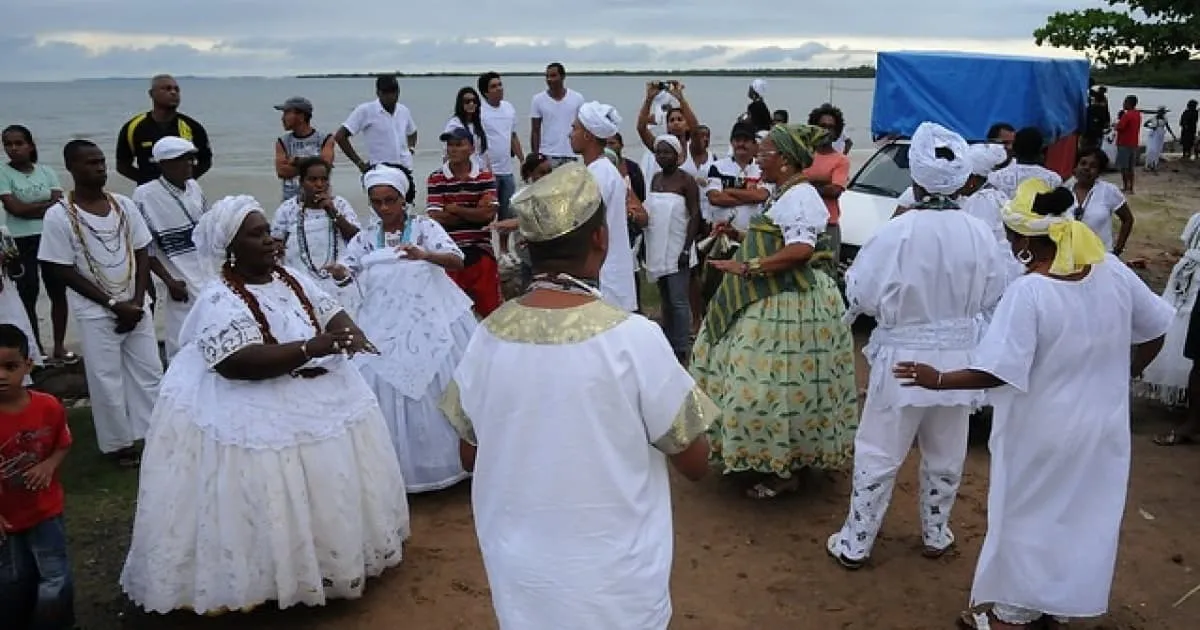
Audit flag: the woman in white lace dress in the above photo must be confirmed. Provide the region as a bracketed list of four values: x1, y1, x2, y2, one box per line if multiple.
[121, 195, 409, 615]
[330, 165, 473, 493]
[271, 157, 362, 316]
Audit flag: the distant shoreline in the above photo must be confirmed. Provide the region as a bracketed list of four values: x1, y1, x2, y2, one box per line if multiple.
[295, 67, 877, 80]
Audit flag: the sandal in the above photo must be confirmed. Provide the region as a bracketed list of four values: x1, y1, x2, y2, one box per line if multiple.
[745, 477, 799, 500]
[825, 533, 866, 570]
[922, 542, 954, 559]
[957, 606, 1039, 629]
[1154, 429, 1198, 446]
[47, 351, 80, 367]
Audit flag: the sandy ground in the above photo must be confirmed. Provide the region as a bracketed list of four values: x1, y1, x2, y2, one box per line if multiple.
[71, 162, 1200, 629]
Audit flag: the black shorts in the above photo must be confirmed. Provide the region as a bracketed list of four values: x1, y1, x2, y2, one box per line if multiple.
[1185, 302, 1200, 361]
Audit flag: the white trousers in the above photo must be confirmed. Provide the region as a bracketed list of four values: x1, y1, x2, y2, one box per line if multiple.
[76, 314, 163, 454]
[158, 294, 194, 362]
[830, 404, 970, 561]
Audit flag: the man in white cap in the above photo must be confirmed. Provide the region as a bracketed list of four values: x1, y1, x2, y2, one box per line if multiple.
[828, 122, 1009, 570]
[441, 161, 713, 630]
[131, 136, 211, 363]
[571, 101, 636, 312]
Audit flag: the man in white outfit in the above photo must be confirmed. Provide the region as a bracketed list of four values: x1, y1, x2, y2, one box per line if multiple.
[39, 140, 161, 465]
[827, 122, 1009, 568]
[571, 101, 636, 312]
[132, 137, 211, 362]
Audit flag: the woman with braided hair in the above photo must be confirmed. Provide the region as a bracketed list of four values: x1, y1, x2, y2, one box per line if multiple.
[121, 195, 410, 616]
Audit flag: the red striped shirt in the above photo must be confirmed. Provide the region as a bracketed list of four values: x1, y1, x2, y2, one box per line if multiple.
[427, 163, 497, 258]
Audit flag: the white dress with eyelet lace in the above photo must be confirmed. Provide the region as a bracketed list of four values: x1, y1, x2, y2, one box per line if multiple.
[120, 266, 410, 615]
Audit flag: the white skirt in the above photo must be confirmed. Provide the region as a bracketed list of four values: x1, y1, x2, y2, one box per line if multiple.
[120, 350, 410, 615]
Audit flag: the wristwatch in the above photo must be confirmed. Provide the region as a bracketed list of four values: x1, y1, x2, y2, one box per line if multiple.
[106, 298, 117, 309]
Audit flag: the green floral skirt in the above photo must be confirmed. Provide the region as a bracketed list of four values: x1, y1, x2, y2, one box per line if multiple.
[691, 274, 858, 476]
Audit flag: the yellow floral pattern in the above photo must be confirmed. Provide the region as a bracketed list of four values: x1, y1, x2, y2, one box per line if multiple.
[691, 273, 858, 476]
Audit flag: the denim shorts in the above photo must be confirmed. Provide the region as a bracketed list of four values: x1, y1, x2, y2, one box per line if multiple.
[0, 515, 75, 629]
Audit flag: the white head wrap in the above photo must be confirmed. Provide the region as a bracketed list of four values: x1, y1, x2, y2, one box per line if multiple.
[966, 142, 1008, 176]
[194, 195, 264, 261]
[362, 165, 410, 198]
[577, 101, 622, 139]
[750, 78, 768, 99]
[909, 122, 972, 195]
[653, 134, 683, 156]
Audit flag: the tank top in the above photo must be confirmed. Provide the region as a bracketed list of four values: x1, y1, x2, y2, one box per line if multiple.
[279, 128, 329, 201]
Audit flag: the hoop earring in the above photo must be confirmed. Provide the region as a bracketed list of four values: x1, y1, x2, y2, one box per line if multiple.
[227, 251, 238, 268]
[1016, 249, 1033, 265]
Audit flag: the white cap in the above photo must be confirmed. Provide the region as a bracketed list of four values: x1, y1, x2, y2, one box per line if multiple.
[150, 137, 197, 163]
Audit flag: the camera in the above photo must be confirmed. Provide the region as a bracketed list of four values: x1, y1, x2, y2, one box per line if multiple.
[655, 81, 671, 91]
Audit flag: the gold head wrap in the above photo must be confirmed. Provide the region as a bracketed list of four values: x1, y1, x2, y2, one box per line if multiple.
[1002, 178, 1107, 275]
[511, 161, 603, 243]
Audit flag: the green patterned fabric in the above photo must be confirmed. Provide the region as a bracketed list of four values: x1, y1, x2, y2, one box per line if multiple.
[702, 204, 836, 344]
[691, 273, 858, 475]
[769, 124, 827, 170]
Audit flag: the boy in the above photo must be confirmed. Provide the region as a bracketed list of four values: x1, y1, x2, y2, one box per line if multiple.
[0, 324, 74, 628]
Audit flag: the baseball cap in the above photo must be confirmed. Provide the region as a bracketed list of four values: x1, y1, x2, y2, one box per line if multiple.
[439, 127, 474, 144]
[730, 122, 757, 141]
[150, 137, 197, 163]
[273, 96, 314, 114]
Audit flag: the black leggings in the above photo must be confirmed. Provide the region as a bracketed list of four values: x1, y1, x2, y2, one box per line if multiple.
[12, 235, 66, 330]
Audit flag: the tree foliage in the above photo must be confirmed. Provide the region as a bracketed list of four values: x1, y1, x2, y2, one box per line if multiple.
[1034, 0, 1200, 66]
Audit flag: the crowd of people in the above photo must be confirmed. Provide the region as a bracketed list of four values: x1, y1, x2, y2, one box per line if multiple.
[0, 64, 1189, 630]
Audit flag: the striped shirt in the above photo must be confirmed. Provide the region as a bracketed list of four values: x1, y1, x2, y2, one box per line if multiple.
[427, 163, 497, 262]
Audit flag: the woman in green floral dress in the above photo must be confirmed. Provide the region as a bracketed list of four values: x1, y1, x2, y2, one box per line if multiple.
[692, 123, 858, 499]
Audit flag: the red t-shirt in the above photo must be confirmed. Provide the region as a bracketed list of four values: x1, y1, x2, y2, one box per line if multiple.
[802, 151, 851, 225]
[1115, 109, 1142, 147]
[0, 391, 71, 532]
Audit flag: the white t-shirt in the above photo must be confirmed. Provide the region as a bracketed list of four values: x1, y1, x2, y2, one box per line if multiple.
[531, 89, 584, 158]
[38, 194, 153, 319]
[1065, 178, 1127, 251]
[342, 99, 418, 169]
[704, 157, 765, 230]
[588, 157, 636, 312]
[131, 178, 212, 295]
[480, 99, 518, 175]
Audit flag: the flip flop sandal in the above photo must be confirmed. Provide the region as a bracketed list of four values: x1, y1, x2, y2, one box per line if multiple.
[1154, 430, 1198, 446]
[922, 543, 954, 559]
[825, 533, 866, 570]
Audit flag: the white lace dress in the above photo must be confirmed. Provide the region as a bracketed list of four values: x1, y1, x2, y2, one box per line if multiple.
[345, 218, 475, 493]
[120, 268, 410, 615]
[271, 196, 363, 317]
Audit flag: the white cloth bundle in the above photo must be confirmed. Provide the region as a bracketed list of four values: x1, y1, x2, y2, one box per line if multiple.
[750, 78, 768, 99]
[909, 122, 972, 195]
[578, 101, 622, 139]
[967, 143, 1008, 176]
[194, 195, 263, 261]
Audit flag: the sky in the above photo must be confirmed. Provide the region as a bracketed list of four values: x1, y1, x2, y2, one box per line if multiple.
[0, 0, 1099, 82]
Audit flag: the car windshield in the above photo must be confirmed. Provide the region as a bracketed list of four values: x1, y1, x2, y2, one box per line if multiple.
[848, 143, 910, 198]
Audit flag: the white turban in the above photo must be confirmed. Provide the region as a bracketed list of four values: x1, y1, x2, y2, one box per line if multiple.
[909, 122, 972, 195]
[966, 142, 1008, 176]
[578, 101, 622, 139]
[362, 165, 410, 198]
[194, 195, 264, 261]
[750, 78, 768, 98]
[653, 134, 683, 156]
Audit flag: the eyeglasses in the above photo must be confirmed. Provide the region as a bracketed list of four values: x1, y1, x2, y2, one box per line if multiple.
[756, 150, 779, 159]
[463, 99, 478, 105]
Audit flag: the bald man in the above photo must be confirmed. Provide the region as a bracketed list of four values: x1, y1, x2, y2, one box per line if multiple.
[116, 74, 213, 185]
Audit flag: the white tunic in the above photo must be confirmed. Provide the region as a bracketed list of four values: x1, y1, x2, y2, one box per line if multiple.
[442, 300, 715, 630]
[846, 209, 1008, 410]
[271, 196, 362, 315]
[642, 192, 695, 280]
[588, 157, 637, 311]
[344, 218, 475, 492]
[968, 256, 1172, 617]
[1064, 178, 1127, 251]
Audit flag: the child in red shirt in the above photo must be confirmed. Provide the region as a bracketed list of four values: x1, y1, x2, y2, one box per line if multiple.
[0, 324, 74, 629]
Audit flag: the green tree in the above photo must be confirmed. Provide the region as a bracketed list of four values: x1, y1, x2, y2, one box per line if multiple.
[1034, 1, 1200, 66]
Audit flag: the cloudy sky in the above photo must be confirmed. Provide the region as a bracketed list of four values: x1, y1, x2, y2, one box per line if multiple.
[2, 0, 1097, 82]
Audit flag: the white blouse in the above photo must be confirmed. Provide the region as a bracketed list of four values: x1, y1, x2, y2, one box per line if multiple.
[1064, 178, 1127, 251]
[342, 216, 463, 274]
[765, 182, 830, 246]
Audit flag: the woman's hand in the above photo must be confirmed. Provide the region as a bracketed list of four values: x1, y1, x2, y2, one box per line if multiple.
[307, 327, 370, 358]
[324, 264, 350, 282]
[668, 81, 686, 98]
[627, 202, 648, 227]
[893, 361, 941, 389]
[708, 259, 746, 275]
[398, 245, 428, 261]
[645, 81, 661, 100]
[488, 218, 520, 233]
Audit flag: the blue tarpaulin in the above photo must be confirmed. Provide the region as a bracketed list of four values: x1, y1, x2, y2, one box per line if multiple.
[870, 51, 1090, 142]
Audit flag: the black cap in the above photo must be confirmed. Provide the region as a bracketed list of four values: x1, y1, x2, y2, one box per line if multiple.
[730, 122, 757, 141]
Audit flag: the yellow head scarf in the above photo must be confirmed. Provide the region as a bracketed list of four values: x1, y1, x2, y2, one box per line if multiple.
[1001, 178, 1108, 275]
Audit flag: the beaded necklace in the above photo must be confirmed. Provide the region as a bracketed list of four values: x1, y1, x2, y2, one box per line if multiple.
[65, 191, 135, 297]
[375, 219, 412, 250]
[221, 263, 321, 345]
[526, 272, 603, 298]
[295, 199, 338, 277]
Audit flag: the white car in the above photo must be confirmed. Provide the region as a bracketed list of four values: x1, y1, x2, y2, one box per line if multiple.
[838, 139, 910, 263]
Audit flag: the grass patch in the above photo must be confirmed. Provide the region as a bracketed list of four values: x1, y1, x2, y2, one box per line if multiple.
[59, 407, 141, 628]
